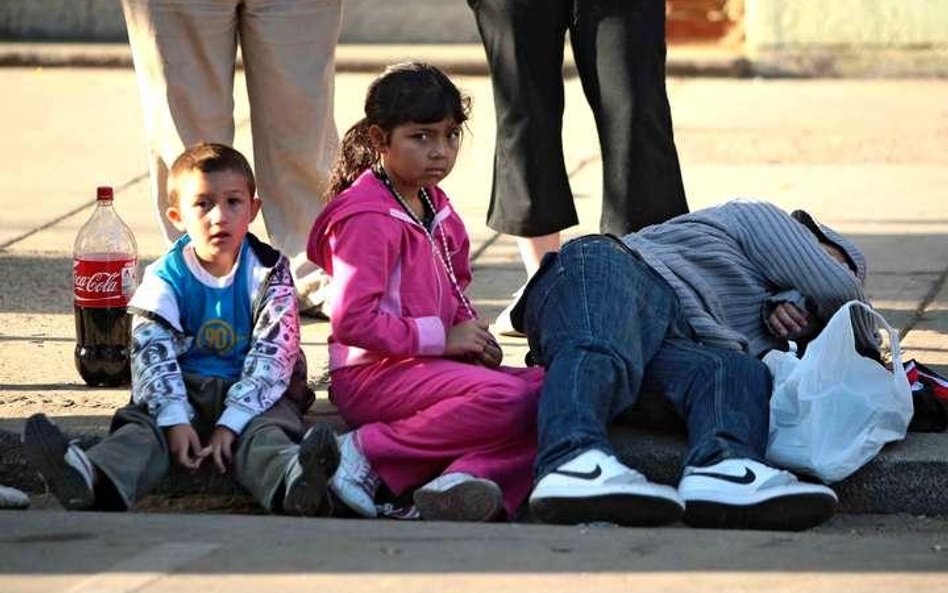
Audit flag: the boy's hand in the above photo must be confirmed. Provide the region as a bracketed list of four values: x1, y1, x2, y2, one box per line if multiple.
[208, 426, 237, 474]
[766, 302, 818, 340]
[165, 424, 210, 473]
[445, 319, 497, 359]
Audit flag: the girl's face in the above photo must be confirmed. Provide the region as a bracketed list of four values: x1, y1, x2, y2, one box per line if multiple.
[373, 117, 461, 196]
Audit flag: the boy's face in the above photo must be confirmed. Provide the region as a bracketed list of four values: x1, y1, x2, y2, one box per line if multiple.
[166, 169, 260, 276]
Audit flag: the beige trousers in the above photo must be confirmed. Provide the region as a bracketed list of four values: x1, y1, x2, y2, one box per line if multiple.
[121, 0, 341, 307]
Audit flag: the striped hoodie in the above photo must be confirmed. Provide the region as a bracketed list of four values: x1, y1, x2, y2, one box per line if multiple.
[620, 199, 876, 357]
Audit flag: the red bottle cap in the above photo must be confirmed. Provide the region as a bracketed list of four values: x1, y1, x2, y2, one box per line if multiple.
[97, 186, 114, 201]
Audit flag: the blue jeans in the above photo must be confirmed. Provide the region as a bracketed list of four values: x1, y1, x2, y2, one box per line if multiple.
[521, 235, 771, 479]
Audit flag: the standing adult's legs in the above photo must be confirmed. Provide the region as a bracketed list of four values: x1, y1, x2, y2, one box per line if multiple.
[239, 0, 342, 309]
[470, 0, 575, 325]
[120, 0, 240, 243]
[571, 0, 688, 235]
[469, 0, 575, 239]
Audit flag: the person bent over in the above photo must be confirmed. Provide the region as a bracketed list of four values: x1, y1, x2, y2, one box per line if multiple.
[514, 200, 875, 530]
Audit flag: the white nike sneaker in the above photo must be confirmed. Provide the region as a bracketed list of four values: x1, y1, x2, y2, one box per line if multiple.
[328, 431, 380, 518]
[529, 449, 684, 526]
[678, 458, 838, 531]
[413, 472, 504, 522]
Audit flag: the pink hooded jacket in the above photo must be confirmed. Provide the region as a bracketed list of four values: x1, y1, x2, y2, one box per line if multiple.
[307, 169, 476, 371]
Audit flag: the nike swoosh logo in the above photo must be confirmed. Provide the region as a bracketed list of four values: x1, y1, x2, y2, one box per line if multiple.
[688, 467, 756, 484]
[552, 465, 603, 480]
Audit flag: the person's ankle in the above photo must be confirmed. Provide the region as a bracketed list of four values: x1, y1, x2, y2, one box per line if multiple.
[64, 444, 97, 490]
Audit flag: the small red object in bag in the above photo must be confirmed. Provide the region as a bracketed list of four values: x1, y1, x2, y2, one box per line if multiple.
[904, 359, 948, 432]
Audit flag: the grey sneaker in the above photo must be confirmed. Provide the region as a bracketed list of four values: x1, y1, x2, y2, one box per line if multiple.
[282, 423, 340, 516]
[21, 414, 95, 511]
[414, 472, 505, 522]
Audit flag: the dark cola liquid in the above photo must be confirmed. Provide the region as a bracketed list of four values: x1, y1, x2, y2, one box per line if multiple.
[74, 305, 132, 387]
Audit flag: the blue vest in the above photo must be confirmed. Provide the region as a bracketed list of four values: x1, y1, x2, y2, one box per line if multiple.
[154, 235, 253, 380]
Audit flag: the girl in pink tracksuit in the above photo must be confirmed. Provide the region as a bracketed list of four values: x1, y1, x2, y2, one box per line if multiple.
[307, 62, 544, 522]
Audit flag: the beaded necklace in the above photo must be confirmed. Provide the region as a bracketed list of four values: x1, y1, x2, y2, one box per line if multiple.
[373, 166, 476, 321]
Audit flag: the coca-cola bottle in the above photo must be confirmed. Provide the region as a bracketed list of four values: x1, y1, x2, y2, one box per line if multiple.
[73, 186, 138, 387]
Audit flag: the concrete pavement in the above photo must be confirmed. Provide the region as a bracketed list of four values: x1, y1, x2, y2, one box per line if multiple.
[1, 511, 947, 593]
[0, 47, 947, 589]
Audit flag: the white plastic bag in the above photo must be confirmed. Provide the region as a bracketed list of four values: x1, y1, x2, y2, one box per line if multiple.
[764, 300, 913, 483]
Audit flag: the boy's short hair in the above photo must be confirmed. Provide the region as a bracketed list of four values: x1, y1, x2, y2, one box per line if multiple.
[167, 143, 256, 207]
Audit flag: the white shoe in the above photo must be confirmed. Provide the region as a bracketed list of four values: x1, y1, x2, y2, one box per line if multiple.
[493, 286, 527, 338]
[413, 472, 504, 522]
[529, 449, 684, 526]
[679, 458, 838, 531]
[328, 431, 379, 518]
[0, 485, 30, 509]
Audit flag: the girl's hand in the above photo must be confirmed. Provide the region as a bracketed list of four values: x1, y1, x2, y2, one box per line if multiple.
[475, 336, 503, 368]
[446, 319, 496, 358]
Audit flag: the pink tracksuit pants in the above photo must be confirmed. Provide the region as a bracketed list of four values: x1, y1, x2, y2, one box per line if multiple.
[330, 357, 545, 517]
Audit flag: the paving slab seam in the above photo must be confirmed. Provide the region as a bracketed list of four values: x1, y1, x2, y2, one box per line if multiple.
[899, 263, 948, 341]
[0, 174, 149, 250]
[0, 114, 251, 252]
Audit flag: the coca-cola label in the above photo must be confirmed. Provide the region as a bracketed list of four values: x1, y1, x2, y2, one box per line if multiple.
[74, 258, 138, 308]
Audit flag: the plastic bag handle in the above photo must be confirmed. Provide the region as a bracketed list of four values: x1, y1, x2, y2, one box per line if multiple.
[836, 300, 903, 369]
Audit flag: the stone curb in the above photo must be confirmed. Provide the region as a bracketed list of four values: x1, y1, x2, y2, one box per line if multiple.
[0, 42, 752, 78]
[4, 414, 946, 516]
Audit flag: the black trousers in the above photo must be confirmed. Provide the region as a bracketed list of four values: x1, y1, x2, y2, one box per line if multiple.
[469, 0, 689, 237]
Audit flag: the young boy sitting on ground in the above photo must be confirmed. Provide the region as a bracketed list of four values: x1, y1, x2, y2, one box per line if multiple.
[23, 143, 338, 515]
